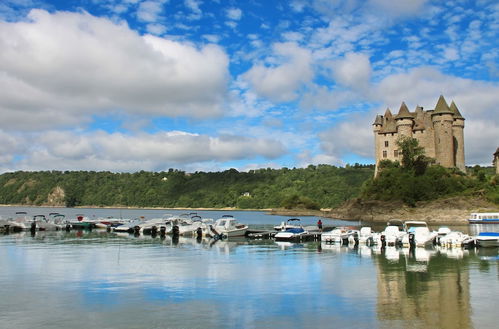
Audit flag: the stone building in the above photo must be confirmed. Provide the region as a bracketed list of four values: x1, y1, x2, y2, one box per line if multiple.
[373, 95, 465, 176]
[494, 147, 499, 174]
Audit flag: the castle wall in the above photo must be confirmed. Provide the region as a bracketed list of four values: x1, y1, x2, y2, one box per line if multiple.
[413, 129, 436, 159]
[378, 133, 400, 163]
[432, 113, 455, 168]
[452, 120, 465, 172]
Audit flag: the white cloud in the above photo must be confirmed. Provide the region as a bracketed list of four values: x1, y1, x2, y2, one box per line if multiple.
[0, 9, 229, 130]
[226, 8, 242, 20]
[2, 130, 287, 172]
[330, 52, 372, 91]
[137, 0, 166, 22]
[184, 0, 202, 20]
[242, 42, 313, 102]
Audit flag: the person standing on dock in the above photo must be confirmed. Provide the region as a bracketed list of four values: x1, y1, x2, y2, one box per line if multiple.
[317, 219, 323, 231]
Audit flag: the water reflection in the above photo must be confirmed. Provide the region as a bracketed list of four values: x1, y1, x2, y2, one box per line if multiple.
[0, 231, 498, 329]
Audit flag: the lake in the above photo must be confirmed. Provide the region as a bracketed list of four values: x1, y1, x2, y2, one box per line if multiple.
[0, 207, 498, 329]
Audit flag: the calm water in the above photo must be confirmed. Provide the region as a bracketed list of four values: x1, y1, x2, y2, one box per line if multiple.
[0, 207, 498, 329]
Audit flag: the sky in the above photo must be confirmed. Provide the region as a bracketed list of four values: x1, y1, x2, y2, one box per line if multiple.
[0, 0, 498, 173]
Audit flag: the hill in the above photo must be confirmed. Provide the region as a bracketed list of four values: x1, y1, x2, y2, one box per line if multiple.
[0, 164, 374, 209]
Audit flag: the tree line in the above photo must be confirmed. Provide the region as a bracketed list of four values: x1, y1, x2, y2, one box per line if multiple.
[0, 164, 375, 209]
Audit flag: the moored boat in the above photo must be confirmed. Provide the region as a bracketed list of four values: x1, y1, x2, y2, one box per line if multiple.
[211, 215, 248, 238]
[475, 232, 499, 247]
[468, 212, 499, 224]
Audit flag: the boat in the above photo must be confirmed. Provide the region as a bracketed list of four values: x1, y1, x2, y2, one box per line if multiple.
[357, 227, 375, 245]
[475, 232, 499, 247]
[113, 217, 147, 233]
[376, 221, 405, 246]
[468, 212, 499, 224]
[401, 221, 436, 247]
[321, 227, 350, 244]
[69, 215, 96, 230]
[274, 218, 309, 241]
[211, 215, 248, 238]
[274, 218, 302, 231]
[439, 231, 474, 248]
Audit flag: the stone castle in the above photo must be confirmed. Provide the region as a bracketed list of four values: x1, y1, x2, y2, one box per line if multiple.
[373, 95, 465, 175]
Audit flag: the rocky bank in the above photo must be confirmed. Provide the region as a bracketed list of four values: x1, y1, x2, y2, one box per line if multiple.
[325, 196, 499, 224]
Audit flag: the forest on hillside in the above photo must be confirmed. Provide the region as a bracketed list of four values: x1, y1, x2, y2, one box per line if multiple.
[0, 164, 374, 209]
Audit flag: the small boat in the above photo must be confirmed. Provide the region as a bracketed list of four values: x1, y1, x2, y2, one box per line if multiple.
[211, 215, 248, 238]
[468, 212, 499, 224]
[376, 221, 405, 246]
[402, 226, 436, 247]
[274, 218, 302, 231]
[69, 215, 96, 230]
[439, 231, 474, 248]
[357, 227, 375, 245]
[475, 232, 499, 248]
[321, 227, 350, 244]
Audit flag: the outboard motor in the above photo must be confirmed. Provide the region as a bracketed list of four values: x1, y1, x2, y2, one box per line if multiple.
[134, 225, 141, 235]
[380, 234, 386, 247]
[151, 226, 158, 236]
[65, 224, 71, 232]
[4, 225, 10, 234]
[172, 225, 179, 237]
[196, 227, 203, 239]
[160, 226, 166, 236]
[409, 233, 416, 249]
[30, 221, 37, 233]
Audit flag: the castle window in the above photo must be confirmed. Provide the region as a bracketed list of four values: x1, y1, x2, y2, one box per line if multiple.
[383, 151, 387, 158]
[394, 150, 398, 157]
[384, 141, 389, 147]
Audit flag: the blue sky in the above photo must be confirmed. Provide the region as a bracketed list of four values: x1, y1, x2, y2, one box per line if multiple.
[0, 0, 498, 173]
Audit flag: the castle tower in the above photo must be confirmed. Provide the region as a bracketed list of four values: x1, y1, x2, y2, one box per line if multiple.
[395, 102, 414, 138]
[431, 95, 455, 168]
[450, 101, 466, 172]
[373, 114, 383, 176]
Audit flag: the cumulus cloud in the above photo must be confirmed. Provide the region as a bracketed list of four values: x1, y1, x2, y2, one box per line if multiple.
[242, 42, 313, 102]
[0, 9, 229, 131]
[330, 52, 372, 91]
[2, 130, 287, 172]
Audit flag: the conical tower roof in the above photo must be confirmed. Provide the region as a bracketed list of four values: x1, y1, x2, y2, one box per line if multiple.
[450, 101, 464, 119]
[433, 95, 453, 115]
[395, 102, 414, 119]
[373, 114, 383, 125]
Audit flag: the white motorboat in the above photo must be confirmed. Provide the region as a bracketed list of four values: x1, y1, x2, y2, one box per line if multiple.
[36, 214, 60, 231]
[376, 224, 405, 246]
[438, 231, 474, 248]
[11, 212, 36, 231]
[211, 215, 248, 238]
[475, 232, 499, 247]
[401, 221, 436, 247]
[357, 227, 375, 245]
[402, 226, 436, 247]
[274, 218, 302, 231]
[113, 217, 147, 233]
[321, 227, 350, 244]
